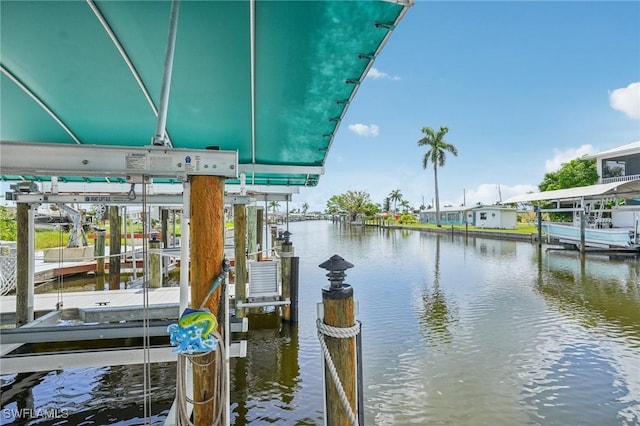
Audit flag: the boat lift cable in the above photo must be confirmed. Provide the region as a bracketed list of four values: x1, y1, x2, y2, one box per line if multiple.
[142, 179, 153, 424]
[55, 208, 65, 311]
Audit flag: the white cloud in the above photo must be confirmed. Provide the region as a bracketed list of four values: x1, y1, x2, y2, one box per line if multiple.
[453, 183, 538, 206]
[366, 67, 401, 81]
[544, 144, 595, 173]
[609, 82, 640, 120]
[348, 123, 379, 138]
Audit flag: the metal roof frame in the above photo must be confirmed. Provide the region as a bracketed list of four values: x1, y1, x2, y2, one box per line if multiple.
[503, 180, 640, 204]
[0, 0, 412, 189]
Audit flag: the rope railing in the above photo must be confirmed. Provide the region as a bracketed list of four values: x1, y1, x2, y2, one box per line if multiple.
[316, 318, 361, 426]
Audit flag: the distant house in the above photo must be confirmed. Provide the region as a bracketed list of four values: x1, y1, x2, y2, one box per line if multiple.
[471, 206, 517, 229]
[585, 140, 640, 185]
[420, 205, 517, 229]
[420, 206, 472, 225]
[584, 141, 640, 207]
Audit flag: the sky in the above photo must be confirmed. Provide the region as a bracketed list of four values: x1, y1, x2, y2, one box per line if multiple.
[1, 2, 638, 213]
[295, 0, 640, 212]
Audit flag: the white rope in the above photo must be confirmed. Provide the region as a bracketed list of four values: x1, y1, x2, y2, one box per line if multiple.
[316, 318, 361, 426]
[175, 330, 227, 426]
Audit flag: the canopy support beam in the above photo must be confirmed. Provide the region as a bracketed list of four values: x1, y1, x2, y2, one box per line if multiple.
[0, 65, 81, 144]
[87, 0, 168, 145]
[152, 0, 180, 147]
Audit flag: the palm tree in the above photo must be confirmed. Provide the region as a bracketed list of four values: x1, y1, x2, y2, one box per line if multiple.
[418, 126, 458, 227]
[389, 189, 403, 215]
[302, 202, 309, 215]
[268, 200, 280, 214]
[400, 199, 411, 213]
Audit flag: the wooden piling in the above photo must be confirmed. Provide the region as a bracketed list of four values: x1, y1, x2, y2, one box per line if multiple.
[322, 285, 357, 425]
[95, 229, 106, 291]
[281, 242, 293, 321]
[247, 205, 257, 260]
[289, 256, 300, 322]
[579, 210, 586, 255]
[537, 209, 542, 250]
[109, 206, 121, 290]
[149, 238, 162, 288]
[161, 209, 169, 276]
[270, 225, 277, 249]
[234, 203, 247, 318]
[190, 175, 225, 425]
[256, 207, 264, 260]
[15, 203, 29, 327]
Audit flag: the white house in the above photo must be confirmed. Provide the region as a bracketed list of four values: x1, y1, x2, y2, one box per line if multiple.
[420, 205, 517, 229]
[584, 140, 640, 185]
[472, 206, 517, 229]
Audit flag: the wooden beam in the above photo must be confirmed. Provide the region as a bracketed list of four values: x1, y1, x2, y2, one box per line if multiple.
[109, 206, 121, 290]
[15, 203, 29, 326]
[234, 204, 247, 318]
[190, 175, 225, 425]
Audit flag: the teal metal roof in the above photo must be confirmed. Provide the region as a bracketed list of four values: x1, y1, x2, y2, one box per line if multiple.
[0, 0, 411, 187]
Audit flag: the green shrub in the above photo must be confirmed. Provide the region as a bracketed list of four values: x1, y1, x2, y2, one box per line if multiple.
[398, 213, 418, 224]
[0, 206, 17, 240]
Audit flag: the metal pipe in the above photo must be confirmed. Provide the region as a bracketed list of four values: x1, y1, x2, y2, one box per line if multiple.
[153, 0, 181, 146]
[250, 0, 256, 165]
[28, 205, 35, 321]
[356, 320, 364, 426]
[235, 300, 291, 309]
[180, 181, 191, 312]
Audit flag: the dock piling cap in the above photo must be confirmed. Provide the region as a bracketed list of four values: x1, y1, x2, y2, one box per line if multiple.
[319, 254, 354, 290]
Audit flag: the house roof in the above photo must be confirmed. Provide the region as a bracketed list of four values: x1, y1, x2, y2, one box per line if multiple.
[584, 141, 640, 160]
[503, 180, 640, 204]
[0, 0, 411, 188]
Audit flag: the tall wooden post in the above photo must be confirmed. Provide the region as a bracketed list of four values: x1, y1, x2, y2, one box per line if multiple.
[270, 225, 278, 254]
[247, 205, 257, 261]
[579, 209, 586, 255]
[161, 208, 169, 277]
[281, 232, 294, 321]
[289, 256, 300, 322]
[15, 203, 30, 326]
[95, 229, 106, 291]
[149, 236, 162, 288]
[234, 204, 247, 318]
[190, 175, 225, 425]
[256, 207, 264, 261]
[536, 208, 542, 250]
[109, 206, 121, 290]
[319, 255, 358, 426]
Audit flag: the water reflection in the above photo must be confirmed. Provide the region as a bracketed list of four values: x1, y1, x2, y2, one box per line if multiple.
[418, 235, 458, 345]
[230, 312, 318, 425]
[3, 222, 639, 425]
[1, 364, 174, 425]
[536, 251, 640, 340]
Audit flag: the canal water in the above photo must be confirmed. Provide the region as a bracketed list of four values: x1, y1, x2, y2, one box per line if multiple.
[2, 221, 639, 425]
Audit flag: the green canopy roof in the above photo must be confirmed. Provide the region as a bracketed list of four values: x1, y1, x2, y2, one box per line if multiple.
[0, 0, 411, 187]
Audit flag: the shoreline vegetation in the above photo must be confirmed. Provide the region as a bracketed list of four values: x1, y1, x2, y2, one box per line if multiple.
[366, 220, 540, 242]
[19, 220, 540, 251]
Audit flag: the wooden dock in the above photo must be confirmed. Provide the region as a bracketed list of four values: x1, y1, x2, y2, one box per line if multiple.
[1, 287, 182, 322]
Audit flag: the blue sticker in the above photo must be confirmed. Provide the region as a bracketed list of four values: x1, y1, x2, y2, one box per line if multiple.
[185, 156, 191, 164]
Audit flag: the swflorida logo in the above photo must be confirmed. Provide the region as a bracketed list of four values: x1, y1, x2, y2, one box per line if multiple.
[2, 408, 70, 421]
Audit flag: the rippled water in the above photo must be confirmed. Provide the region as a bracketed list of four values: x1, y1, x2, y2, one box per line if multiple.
[2, 221, 639, 425]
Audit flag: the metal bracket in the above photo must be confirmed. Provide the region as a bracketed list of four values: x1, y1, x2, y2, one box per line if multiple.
[0, 141, 238, 179]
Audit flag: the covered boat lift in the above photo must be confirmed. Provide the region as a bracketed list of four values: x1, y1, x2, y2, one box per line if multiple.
[0, 0, 413, 424]
[504, 180, 640, 250]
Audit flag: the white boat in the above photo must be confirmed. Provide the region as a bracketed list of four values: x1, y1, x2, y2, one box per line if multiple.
[541, 222, 637, 248]
[540, 204, 640, 249]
